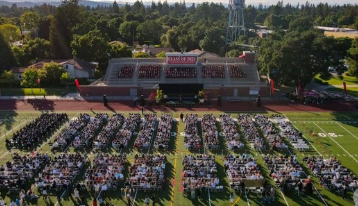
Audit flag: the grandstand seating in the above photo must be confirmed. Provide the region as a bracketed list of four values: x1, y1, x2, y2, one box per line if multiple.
[138, 65, 161, 78]
[165, 67, 197, 78]
[202, 65, 225, 78]
[117, 65, 134, 78]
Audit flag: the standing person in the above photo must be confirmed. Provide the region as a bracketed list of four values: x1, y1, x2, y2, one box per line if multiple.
[256, 95, 261, 107]
[180, 113, 184, 122]
[92, 198, 98, 206]
[230, 192, 234, 203]
[151, 193, 156, 206]
[126, 192, 131, 206]
[217, 95, 222, 107]
[42, 187, 48, 201]
[103, 95, 108, 107]
[56, 189, 62, 203]
[101, 183, 108, 198]
[145, 196, 150, 205]
[342, 184, 348, 199]
[270, 186, 275, 202]
[74, 188, 80, 202]
[179, 95, 183, 104]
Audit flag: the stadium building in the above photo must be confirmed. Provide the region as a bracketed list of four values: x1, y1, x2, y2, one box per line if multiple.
[80, 51, 269, 101]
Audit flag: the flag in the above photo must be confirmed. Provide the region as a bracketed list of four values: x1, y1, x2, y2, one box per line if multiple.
[343, 82, 347, 95]
[74, 79, 81, 91]
[271, 79, 275, 95]
[37, 78, 41, 84]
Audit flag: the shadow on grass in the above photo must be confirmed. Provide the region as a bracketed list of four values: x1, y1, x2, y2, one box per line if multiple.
[133, 161, 174, 206]
[27, 99, 55, 111]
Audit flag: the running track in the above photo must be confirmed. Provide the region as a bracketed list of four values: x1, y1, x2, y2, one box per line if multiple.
[0, 99, 357, 112]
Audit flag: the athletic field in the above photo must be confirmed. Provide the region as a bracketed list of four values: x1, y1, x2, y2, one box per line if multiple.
[0, 110, 357, 206]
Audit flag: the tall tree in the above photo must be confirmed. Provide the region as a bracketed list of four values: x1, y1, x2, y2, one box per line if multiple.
[109, 43, 132, 58]
[20, 67, 39, 88]
[71, 29, 109, 71]
[119, 21, 139, 44]
[0, 24, 21, 43]
[39, 62, 65, 86]
[50, 0, 83, 58]
[136, 20, 162, 44]
[20, 12, 40, 31]
[0, 31, 16, 73]
[347, 38, 358, 78]
[112, 1, 120, 14]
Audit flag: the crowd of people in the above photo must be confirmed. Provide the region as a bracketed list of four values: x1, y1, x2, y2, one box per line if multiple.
[112, 113, 141, 150]
[11, 113, 68, 150]
[154, 114, 173, 150]
[138, 65, 161, 78]
[219, 114, 244, 150]
[52, 114, 90, 151]
[237, 114, 264, 150]
[85, 154, 127, 195]
[202, 65, 225, 78]
[184, 114, 201, 150]
[117, 65, 134, 78]
[304, 156, 357, 193]
[134, 113, 157, 151]
[182, 154, 221, 193]
[93, 114, 124, 149]
[36, 153, 86, 193]
[254, 114, 288, 151]
[202, 114, 220, 150]
[271, 114, 310, 151]
[224, 154, 264, 189]
[165, 67, 197, 78]
[229, 65, 246, 78]
[264, 154, 304, 191]
[72, 113, 108, 149]
[127, 154, 167, 191]
[0, 153, 46, 194]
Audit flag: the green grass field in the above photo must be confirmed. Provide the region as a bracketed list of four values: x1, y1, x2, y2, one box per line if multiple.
[315, 73, 358, 85]
[0, 88, 77, 96]
[0, 111, 358, 206]
[326, 87, 358, 97]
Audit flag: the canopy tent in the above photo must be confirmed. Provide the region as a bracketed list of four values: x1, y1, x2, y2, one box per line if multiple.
[303, 90, 320, 98]
[303, 90, 320, 104]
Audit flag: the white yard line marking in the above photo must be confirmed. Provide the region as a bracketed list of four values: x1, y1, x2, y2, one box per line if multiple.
[0, 119, 30, 140]
[335, 122, 358, 141]
[282, 115, 322, 156]
[280, 190, 289, 206]
[314, 123, 358, 163]
[244, 189, 251, 206]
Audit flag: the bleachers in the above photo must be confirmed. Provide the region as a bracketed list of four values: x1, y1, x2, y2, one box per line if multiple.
[117, 65, 134, 78]
[138, 65, 161, 78]
[202, 65, 225, 78]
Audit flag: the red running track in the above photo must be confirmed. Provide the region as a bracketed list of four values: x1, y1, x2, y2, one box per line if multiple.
[0, 99, 357, 112]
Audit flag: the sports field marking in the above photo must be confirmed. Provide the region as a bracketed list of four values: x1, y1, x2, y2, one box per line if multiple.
[313, 123, 358, 163]
[335, 122, 358, 141]
[0, 118, 30, 141]
[231, 195, 241, 206]
[282, 115, 322, 156]
[243, 189, 251, 206]
[170, 123, 180, 206]
[131, 118, 159, 206]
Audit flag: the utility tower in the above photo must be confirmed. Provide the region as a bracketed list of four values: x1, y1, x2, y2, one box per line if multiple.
[225, 0, 245, 44]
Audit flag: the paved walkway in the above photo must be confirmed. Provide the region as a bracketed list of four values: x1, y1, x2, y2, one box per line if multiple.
[0, 98, 356, 112]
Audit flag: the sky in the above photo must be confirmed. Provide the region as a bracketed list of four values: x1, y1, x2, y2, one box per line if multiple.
[113, 0, 358, 6]
[4, 0, 358, 6]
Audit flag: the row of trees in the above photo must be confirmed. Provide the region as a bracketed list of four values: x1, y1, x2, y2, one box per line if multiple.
[1, 62, 71, 88]
[1, 0, 358, 89]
